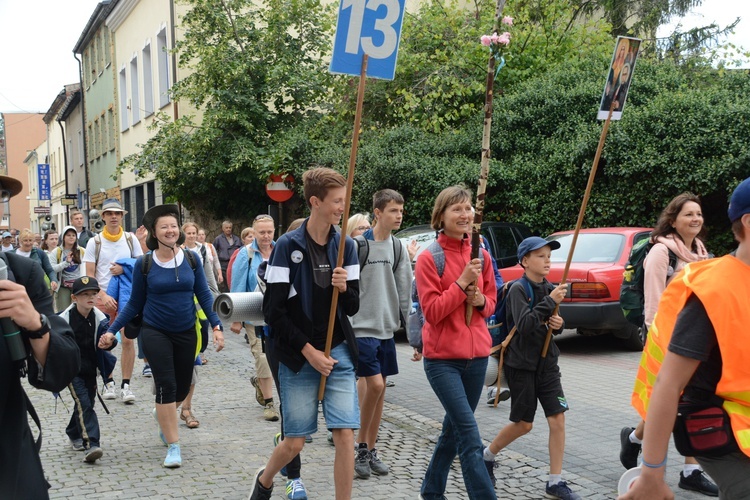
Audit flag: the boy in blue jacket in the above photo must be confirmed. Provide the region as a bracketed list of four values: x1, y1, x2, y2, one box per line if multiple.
[59, 277, 118, 463]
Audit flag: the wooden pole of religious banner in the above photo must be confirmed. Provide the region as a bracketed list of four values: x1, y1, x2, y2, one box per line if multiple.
[540, 100, 617, 358]
[540, 36, 640, 358]
[466, 0, 508, 325]
[319, 55, 369, 401]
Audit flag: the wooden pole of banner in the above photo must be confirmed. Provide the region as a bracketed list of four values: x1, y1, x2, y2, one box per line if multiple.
[540, 100, 617, 358]
[319, 54, 368, 401]
[466, 0, 508, 326]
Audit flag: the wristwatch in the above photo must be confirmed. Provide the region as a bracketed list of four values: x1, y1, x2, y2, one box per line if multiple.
[21, 313, 52, 339]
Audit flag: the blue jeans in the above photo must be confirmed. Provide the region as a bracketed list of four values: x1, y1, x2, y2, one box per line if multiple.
[421, 357, 496, 500]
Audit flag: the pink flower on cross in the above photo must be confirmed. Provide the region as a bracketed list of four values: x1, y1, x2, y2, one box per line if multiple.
[481, 35, 492, 47]
[497, 32, 511, 45]
[502, 16, 513, 26]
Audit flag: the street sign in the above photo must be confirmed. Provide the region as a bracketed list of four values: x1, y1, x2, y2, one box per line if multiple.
[266, 173, 295, 203]
[38, 164, 50, 200]
[61, 198, 76, 206]
[64, 194, 77, 200]
[329, 0, 406, 80]
[34, 206, 51, 214]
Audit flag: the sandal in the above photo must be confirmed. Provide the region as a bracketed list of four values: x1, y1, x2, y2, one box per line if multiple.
[180, 407, 200, 429]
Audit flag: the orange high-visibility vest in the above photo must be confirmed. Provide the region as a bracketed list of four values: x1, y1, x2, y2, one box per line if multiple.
[631, 255, 750, 457]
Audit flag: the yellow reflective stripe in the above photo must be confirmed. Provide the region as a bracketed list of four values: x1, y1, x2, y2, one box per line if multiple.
[724, 400, 750, 417]
[736, 429, 750, 450]
[720, 391, 750, 405]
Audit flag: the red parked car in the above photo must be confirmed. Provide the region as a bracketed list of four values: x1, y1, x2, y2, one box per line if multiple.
[501, 227, 652, 350]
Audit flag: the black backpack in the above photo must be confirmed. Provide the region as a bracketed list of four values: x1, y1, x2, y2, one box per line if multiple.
[620, 239, 676, 327]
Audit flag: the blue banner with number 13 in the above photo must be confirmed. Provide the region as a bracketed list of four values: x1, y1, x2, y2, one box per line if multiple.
[329, 0, 406, 80]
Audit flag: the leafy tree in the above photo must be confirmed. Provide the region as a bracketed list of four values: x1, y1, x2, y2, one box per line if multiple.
[120, 0, 336, 219]
[329, 0, 612, 133]
[487, 54, 749, 255]
[573, 0, 704, 38]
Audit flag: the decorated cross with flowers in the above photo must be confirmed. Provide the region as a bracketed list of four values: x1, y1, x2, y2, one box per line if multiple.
[466, 1, 511, 325]
[480, 16, 513, 77]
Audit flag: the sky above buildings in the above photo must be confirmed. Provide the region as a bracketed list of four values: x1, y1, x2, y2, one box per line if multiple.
[0, 0, 748, 114]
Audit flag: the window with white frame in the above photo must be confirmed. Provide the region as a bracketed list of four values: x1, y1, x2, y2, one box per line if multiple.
[157, 28, 170, 108]
[142, 43, 154, 117]
[130, 55, 140, 124]
[119, 67, 128, 131]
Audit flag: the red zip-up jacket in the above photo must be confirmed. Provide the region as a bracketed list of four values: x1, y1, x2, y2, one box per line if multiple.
[415, 232, 497, 360]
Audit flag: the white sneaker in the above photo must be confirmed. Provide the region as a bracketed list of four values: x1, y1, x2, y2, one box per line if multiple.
[121, 383, 136, 404]
[102, 382, 117, 400]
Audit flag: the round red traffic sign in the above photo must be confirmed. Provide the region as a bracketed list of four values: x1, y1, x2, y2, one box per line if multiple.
[266, 173, 295, 202]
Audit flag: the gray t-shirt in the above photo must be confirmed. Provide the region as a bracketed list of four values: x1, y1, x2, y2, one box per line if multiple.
[349, 237, 412, 340]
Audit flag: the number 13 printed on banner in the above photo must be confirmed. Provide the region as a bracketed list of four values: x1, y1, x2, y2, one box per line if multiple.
[329, 0, 406, 80]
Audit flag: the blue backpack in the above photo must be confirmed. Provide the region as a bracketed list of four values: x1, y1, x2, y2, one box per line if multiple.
[492, 276, 533, 345]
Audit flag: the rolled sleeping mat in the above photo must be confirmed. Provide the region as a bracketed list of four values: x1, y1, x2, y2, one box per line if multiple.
[213, 292, 265, 325]
[484, 357, 499, 387]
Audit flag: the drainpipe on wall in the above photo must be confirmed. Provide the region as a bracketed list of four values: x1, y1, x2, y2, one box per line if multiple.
[74, 53, 90, 216]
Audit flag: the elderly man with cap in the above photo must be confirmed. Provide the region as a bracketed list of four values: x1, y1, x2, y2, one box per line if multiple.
[621, 177, 750, 500]
[83, 198, 145, 404]
[1, 231, 14, 252]
[0, 173, 80, 498]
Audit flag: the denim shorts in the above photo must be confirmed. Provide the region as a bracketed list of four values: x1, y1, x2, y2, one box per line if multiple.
[278, 342, 360, 437]
[356, 337, 399, 377]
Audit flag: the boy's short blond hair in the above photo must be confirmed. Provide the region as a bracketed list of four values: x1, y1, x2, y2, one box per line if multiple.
[302, 167, 346, 208]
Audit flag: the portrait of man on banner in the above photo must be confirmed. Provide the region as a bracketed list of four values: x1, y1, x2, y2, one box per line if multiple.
[598, 36, 641, 120]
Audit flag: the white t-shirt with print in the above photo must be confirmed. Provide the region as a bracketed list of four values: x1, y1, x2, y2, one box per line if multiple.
[83, 233, 143, 290]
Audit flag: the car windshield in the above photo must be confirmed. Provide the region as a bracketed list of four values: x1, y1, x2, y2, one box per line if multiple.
[396, 227, 437, 259]
[548, 233, 625, 263]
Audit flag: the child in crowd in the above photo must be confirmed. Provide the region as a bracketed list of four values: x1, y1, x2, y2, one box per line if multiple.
[482, 237, 579, 500]
[59, 277, 118, 463]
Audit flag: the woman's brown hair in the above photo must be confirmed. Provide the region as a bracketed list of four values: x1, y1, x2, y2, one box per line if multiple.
[651, 192, 707, 251]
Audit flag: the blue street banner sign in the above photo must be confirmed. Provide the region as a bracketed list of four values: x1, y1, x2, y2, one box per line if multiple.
[38, 164, 51, 201]
[329, 0, 406, 80]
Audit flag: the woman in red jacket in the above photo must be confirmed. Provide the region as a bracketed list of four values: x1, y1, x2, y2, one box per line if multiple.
[415, 185, 497, 500]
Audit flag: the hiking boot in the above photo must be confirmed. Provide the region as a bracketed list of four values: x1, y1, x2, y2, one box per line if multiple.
[153, 408, 167, 446]
[249, 467, 273, 500]
[264, 402, 279, 421]
[679, 470, 719, 497]
[285, 478, 308, 500]
[354, 446, 371, 479]
[545, 480, 581, 500]
[251, 376, 265, 407]
[369, 449, 389, 476]
[70, 438, 85, 451]
[273, 433, 288, 477]
[163, 443, 182, 468]
[484, 459, 498, 487]
[121, 383, 136, 404]
[619, 427, 641, 470]
[84, 446, 103, 463]
[102, 382, 116, 400]
[142, 364, 152, 377]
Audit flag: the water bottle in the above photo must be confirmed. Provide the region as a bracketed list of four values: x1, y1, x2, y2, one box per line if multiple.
[487, 314, 497, 328]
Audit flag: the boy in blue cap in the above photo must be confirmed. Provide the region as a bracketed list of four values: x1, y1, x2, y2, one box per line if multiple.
[482, 236, 580, 500]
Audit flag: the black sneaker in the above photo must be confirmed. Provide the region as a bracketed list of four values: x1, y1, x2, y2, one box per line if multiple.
[679, 470, 719, 497]
[484, 459, 497, 488]
[248, 467, 273, 500]
[619, 427, 641, 470]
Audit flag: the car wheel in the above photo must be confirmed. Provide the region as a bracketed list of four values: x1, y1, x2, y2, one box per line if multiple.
[617, 323, 644, 351]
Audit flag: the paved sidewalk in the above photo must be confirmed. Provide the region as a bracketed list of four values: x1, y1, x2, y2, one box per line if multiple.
[26, 330, 706, 499]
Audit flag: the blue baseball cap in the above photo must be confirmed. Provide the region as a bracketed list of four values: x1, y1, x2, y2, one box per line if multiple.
[728, 177, 750, 222]
[517, 236, 561, 263]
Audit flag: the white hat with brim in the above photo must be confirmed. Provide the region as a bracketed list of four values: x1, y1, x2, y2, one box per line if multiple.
[101, 198, 128, 214]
